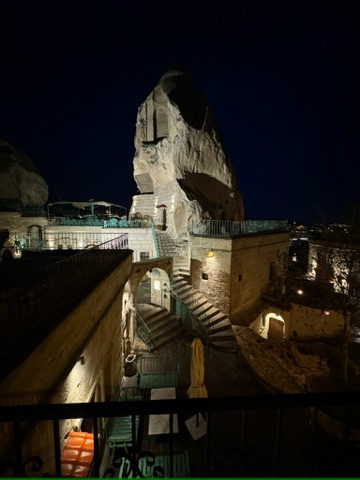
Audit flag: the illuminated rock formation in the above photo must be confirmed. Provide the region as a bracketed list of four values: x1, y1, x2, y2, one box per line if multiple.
[130, 68, 244, 237]
[0, 139, 48, 212]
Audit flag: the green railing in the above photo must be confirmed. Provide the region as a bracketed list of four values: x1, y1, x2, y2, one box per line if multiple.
[190, 219, 289, 236]
[136, 312, 154, 351]
[48, 217, 149, 228]
[151, 223, 161, 257]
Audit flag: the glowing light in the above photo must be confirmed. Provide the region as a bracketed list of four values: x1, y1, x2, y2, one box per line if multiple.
[206, 249, 214, 258]
[324, 310, 330, 316]
[296, 289, 304, 295]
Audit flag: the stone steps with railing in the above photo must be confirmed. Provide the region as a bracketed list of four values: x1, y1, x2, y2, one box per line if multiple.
[137, 304, 185, 351]
[171, 272, 239, 352]
[155, 231, 181, 257]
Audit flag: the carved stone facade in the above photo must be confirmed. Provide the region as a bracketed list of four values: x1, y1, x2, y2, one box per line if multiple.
[130, 69, 244, 238]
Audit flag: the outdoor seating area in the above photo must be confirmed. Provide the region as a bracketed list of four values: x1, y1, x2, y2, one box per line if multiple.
[101, 346, 209, 477]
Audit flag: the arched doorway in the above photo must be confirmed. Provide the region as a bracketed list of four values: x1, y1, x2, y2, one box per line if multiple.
[265, 313, 285, 343]
[27, 224, 43, 250]
[156, 204, 167, 231]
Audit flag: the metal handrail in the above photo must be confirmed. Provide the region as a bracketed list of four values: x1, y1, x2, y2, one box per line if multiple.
[170, 290, 210, 345]
[151, 223, 161, 257]
[190, 219, 289, 236]
[1, 390, 360, 477]
[1, 237, 131, 381]
[136, 311, 154, 351]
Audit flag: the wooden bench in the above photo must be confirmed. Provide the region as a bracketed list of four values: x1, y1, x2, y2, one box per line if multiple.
[119, 451, 191, 478]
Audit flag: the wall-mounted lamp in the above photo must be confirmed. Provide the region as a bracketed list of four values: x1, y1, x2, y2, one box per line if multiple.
[78, 355, 85, 365]
[206, 249, 215, 258]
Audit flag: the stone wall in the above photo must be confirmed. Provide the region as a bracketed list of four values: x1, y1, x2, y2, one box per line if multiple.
[0, 212, 47, 247]
[0, 252, 133, 471]
[230, 232, 289, 320]
[289, 303, 345, 340]
[190, 235, 232, 314]
[250, 302, 345, 342]
[43, 225, 156, 261]
[190, 232, 289, 320]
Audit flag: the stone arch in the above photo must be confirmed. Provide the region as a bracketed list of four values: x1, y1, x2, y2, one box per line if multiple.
[27, 224, 44, 249]
[149, 268, 171, 310]
[126, 258, 173, 349]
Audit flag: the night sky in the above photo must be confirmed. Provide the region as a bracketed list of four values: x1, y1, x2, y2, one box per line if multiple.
[1, 1, 359, 225]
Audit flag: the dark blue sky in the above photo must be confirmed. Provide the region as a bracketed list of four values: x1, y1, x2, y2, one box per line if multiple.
[1, 0, 359, 224]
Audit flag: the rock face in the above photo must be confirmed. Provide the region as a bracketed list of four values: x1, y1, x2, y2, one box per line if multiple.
[0, 139, 48, 211]
[130, 68, 244, 237]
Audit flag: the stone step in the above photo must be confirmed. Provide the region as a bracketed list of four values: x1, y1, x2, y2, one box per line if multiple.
[188, 298, 209, 311]
[205, 314, 230, 329]
[173, 280, 190, 290]
[137, 304, 163, 319]
[208, 330, 236, 342]
[198, 307, 221, 322]
[192, 302, 213, 315]
[149, 313, 181, 334]
[176, 286, 193, 298]
[209, 322, 233, 335]
[173, 264, 190, 271]
[151, 326, 185, 350]
[152, 329, 184, 351]
[146, 310, 175, 328]
[140, 306, 167, 322]
[172, 277, 189, 287]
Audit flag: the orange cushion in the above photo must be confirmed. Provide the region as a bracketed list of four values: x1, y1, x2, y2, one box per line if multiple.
[72, 464, 90, 477]
[61, 462, 75, 476]
[61, 448, 80, 463]
[70, 431, 87, 438]
[66, 436, 85, 449]
[82, 438, 94, 451]
[77, 449, 94, 466]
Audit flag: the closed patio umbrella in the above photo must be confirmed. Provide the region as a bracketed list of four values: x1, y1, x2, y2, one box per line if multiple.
[186, 337, 208, 438]
[187, 337, 208, 399]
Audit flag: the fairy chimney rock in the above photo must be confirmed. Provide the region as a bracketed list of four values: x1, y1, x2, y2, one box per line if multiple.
[0, 139, 48, 212]
[130, 68, 244, 237]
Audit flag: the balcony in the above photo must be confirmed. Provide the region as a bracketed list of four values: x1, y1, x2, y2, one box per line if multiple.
[1, 391, 360, 477]
[189, 219, 289, 237]
[0, 237, 132, 382]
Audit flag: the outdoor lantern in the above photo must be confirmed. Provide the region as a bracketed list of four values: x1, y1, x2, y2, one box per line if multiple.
[206, 249, 214, 258]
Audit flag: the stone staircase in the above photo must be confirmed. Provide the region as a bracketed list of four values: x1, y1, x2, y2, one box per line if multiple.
[155, 231, 181, 257]
[137, 303, 185, 351]
[171, 268, 239, 353]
